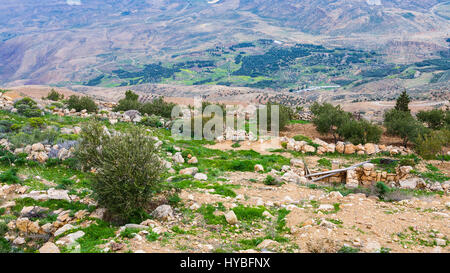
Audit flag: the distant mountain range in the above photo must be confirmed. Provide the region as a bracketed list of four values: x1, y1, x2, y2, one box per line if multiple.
[0, 0, 448, 86]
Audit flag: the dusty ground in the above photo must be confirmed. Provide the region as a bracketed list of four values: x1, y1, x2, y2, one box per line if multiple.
[2, 85, 80, 100]
[114, 171, 450, 253]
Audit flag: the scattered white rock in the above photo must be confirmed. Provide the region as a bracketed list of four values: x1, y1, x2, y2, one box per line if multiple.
[54, 224, 75, 237]
[254, 164, 264, 172]
[225, 210, 238, 225]
[151, 205, 173, 221]
[194, 173, 208, 181]
[179, 167, 198, 176]
[13, 237, 25, 245]
[39, 242, 60, 253]
[257, 239, 279, 250]
[318, 204, 335, 211]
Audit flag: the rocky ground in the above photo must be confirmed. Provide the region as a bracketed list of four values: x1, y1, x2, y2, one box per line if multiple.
[0, 92, 449, 254]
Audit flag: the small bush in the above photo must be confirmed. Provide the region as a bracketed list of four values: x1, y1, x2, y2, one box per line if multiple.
[8, 128, 59, 148]
[232, 205, 265, 221]
[263, 175, 278, 185]
[140, 97, 176, 118]
[0, 120, 13, 133]
[0, 168, 20, 184]
[28, 117, 45, 128]
[167, 193, 182, 207]
[67, 95, 98, 113]
[231, 142, 241, 148]
[415, 130, 448, 160]
[76, 121, 164, 221]
[14, 97, 42, 117]
[113, 90, 141, 112]
[140, 115, 163, 128]
[46, 89, 64, 101]
[120, 227, 141, 239]
[375, 181, 390, 198]
[113, 98, 141, 112]
[257, 102, 294, 131]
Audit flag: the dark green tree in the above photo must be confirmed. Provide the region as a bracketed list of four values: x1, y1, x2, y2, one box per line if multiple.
[416, 109, 446, 130]
[124, 90, 139, 101]
[310, 102, 351, 143]
[337, 119, 383, 145]
[45, 89, 64, 101]
[67, 95, 98, 113]
[394, 90, 411, 113]
[384, 109, 426, 147]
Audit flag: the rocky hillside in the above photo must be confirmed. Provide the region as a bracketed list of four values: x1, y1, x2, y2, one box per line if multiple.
[0, 91, 449, 253]
[0, 0, 448, 85]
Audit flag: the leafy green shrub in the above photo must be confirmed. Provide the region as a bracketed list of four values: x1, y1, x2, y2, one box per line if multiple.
[0, 221, 12, 253]
[231, 142, 241, 148]
[120, 227, 141, 239]
[45, 89, 64, 101]
[375, 181, 390, 198]
[384, 109, 427, 147]
[0, 168, 19, 184]
[14, 97, 42, 117]
[263, 175, 278, 185]
[67, 95, 98, 113]
[415, 130, 448, 160]
[417, 109, 447, 130]
[76, 121, 164, 221]
[140, 97, 176, 119]
[124, 90, 139, 101]
[167, 193, 182, 207]
[113, 98, 141, 112]
[0, 147, 19, 165]
[8, 128, 59, 148]
[0, 120, 13, 133]
[140, 115, 163, 128]
[232, 205, 265, 221]
[0, 221, 7, 236]
[337, 119, 382, 144]
[310, 102, 351, 143]
[28, 117, 45, 128]
[146, 231, 160, 241]
[0, 237, 12, 253]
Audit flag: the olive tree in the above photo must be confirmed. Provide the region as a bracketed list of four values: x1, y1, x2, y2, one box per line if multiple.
[384, 109, 426, 147]
[76, 121, 164, 221]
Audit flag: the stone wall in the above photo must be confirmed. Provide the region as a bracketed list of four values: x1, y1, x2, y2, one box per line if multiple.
[281, 136, 413, 156]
